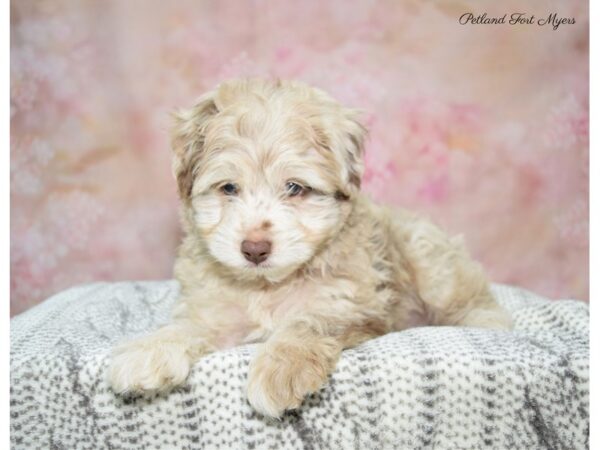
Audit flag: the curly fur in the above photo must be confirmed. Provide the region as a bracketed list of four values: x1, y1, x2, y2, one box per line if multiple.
[109, 78, 512, 418]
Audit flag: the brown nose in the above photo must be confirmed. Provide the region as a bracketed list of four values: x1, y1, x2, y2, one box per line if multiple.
[241, 240, 272, 265]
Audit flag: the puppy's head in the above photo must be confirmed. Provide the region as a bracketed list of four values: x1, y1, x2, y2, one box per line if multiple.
[171, 79, 366, 282]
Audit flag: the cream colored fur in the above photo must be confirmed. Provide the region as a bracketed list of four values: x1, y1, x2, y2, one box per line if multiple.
[109, 79, 512, 418]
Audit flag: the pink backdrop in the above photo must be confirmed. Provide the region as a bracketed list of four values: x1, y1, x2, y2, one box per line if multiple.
[10, 1, 589, 315]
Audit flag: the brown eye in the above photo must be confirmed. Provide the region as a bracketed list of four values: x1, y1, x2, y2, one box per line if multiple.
[220, 183, 239, 196]
[285, 182, 307, 197]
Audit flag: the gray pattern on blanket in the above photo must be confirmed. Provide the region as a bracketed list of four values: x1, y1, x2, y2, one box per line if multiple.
[10, 281, 589, 449]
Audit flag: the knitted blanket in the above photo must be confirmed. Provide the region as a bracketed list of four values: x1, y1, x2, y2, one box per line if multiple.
[10, 281, 589, 449]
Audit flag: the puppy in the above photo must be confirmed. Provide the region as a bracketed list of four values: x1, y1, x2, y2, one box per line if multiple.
[109, 78, 512, 418]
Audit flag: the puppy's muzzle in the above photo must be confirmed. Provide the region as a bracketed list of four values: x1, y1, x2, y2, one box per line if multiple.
[241, 240, 272, 265]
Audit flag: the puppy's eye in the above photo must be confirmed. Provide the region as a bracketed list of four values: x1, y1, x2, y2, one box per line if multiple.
[220, 183, 239, 196]
[285, 182, 307, 197]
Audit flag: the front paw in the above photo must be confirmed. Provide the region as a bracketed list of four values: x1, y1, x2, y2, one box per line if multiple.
[246, 343, 332, 418]
[108, 337, 191, 396]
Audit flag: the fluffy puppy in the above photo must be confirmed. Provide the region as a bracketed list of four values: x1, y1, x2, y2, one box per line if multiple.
[109, 78, 512, 418]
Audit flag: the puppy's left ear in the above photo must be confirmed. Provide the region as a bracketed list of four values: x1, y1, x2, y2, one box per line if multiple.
[337, 111, 366, 189]
[170, 90, 219, 202]
[321, 109, 366, 193]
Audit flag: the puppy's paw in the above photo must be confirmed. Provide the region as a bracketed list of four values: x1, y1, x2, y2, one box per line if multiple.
[460, 304, 513, 330]
[247, 343, 331, 418]
[108, 337, 191, 396]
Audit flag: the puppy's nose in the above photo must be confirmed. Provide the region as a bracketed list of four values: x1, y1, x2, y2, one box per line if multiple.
[241, 240, 272, 265]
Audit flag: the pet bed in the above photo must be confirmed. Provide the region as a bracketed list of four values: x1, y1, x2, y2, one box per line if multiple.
[10, 281, 589, 449]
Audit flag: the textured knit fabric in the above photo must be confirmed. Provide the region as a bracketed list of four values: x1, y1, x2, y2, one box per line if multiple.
[10, 281, 589, 449]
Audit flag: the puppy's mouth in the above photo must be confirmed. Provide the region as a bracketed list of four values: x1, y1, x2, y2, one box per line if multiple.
[239, 258, 301, 285]
[244, 261, 273, 270]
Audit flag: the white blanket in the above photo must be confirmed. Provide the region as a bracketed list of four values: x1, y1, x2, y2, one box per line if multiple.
[10, 281, 589, 449]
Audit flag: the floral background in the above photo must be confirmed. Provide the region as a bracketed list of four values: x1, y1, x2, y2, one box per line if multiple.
[10, 0, 589, 316]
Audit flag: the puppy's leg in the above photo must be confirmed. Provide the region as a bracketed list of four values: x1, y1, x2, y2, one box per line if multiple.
[456, 298, 513, 329]
[401, 218, 512, 330]
[247, 316, 385, 418]
[109, 319, 214, 395]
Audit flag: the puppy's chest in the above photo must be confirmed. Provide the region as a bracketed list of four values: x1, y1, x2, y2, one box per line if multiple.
[242, 282, 319, 341]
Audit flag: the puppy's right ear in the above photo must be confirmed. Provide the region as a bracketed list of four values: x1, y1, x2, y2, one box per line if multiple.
[170, 91, 219, 202]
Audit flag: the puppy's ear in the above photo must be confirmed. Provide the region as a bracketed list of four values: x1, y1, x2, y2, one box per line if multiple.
[336, 110, 366, 189]
[315, 108, 366, 193]
[170, 91, 219, 201]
